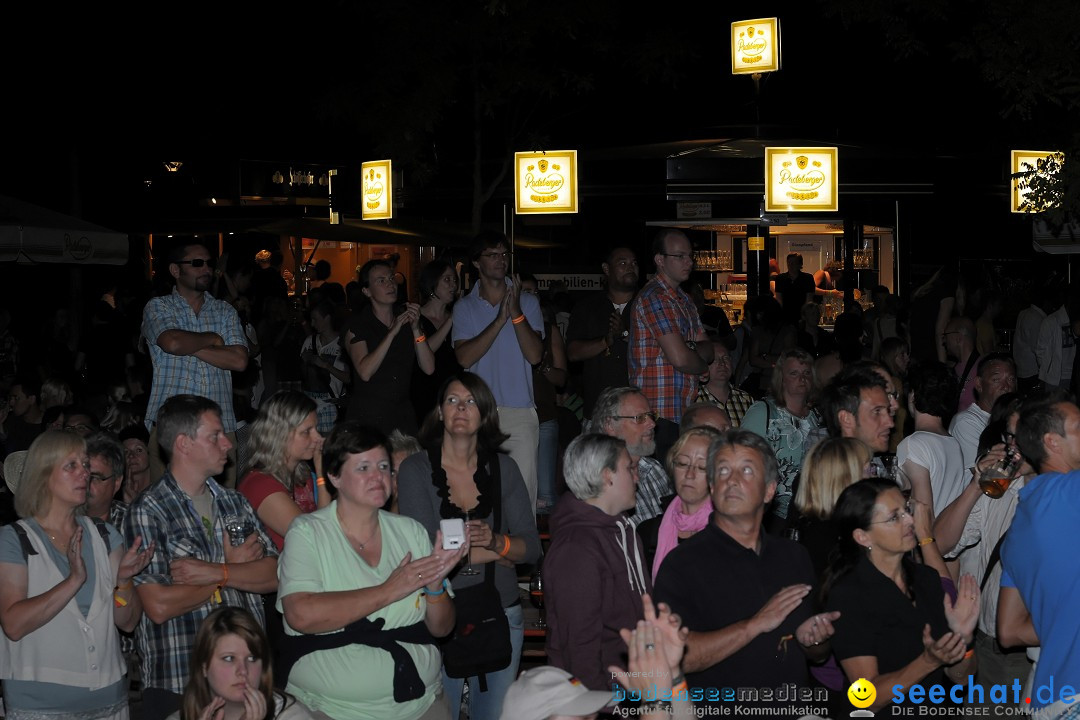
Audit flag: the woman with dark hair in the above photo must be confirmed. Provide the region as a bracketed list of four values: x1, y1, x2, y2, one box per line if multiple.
[878, 336, 911, 451]
[276, 422, 467, 720]
[397, 372, 542, 720]
[823, 478, 979, 713]
[897, 361, 965, 518]
[168, 606, 314, 720]
[344, 258, 435, 435]
[412, 260, 462, 428]
[740, 347, 823, 531]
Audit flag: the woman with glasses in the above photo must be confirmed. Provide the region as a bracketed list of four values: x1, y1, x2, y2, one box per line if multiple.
[397, 372, 542, 720]
[344, 258, 435, 436]
[276, 422, 467, 720]
[822, 478, 979, 713]
[0, 430, 154, 720]
[740, 347, 823, 533]
[897, 361, 966, 519]
[637, 426, 721, 581]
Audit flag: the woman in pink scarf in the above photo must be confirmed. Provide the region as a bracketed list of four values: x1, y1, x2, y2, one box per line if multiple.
[650, 426, 722, 581]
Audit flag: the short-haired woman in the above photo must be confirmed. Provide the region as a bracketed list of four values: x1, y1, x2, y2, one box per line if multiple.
[543, 433, 651, 691]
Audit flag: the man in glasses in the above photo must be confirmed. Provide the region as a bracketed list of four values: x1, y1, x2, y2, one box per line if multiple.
[85, 430, 128, 532]
[629, 229, 713, 464]
[453, 230, 544, 512]
[948, 353, 1017, 470]
[654, 430, 836, 715]
[590, 386, 672, 522]
[141, 241, 248, 487]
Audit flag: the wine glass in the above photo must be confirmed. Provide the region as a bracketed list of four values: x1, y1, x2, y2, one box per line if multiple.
[529, 564, 547, 630]
[458, 507, 479, 576]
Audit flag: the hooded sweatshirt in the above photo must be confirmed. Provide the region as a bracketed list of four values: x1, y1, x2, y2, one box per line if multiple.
[543, 492, 651, 691]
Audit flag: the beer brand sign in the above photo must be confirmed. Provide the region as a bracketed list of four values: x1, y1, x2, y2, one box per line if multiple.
[361, 159, 392, 220]
[765, 147, 838, 212]
[1011, 150, 1064, 213]
[731, 18, 780, 75]
[514, 151, 578, 214]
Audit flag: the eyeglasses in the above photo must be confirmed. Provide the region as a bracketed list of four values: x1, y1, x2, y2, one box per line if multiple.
[869, 502, 913, 526]
[64, 423, 94, 433]
[661, 253, 693, 262]
[174, 258, 216, 269]
[479, 251, 511, 260]
[615, 411, 658, 425]
[672, 458, 708, 474]
[89, 473, 116, 484]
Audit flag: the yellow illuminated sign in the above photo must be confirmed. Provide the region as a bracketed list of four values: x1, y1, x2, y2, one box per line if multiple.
[731, 18, 780, 75]
[361, 160, 393, 220]
[747, 236, 765, 251]
[514, 151, 578, 214]
[1011, 150, 1064, 213]
[764, 147, 838, 213]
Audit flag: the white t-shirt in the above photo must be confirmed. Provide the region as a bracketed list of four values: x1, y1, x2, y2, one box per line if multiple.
[897, 431, 967, 517]
[948, 403, 991, 470]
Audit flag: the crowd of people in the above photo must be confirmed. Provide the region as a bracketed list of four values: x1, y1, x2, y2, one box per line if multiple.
[0, 228, 1078, 719]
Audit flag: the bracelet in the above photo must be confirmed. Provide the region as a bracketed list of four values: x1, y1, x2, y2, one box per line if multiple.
[671, 680, 688, 697]
[426, 591, 449, 603]
[918, 537, 935, 547]
[213, 563, 228, 604]
[414, 334, 427, 344]
[115, 579, 134, 591]
[640, 700, 673, 713]
[425, 579, 449, 596]
[113, 580, 133, 608]
[511, 314, 526, 325]
[316, 477, 327, 487]
[497, 534, 512, 557]
[963, 648, 975, 660]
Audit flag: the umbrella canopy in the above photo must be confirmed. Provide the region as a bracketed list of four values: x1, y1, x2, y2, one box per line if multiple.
[0, 194, 128, 264]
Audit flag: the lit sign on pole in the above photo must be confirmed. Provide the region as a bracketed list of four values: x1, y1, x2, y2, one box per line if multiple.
[764, 147, 838, 212]
[361, 160, 392, 220]
[514, 151, 578, 214]
[1011, 150, 1064, 213]
[731, 18, 781, 75]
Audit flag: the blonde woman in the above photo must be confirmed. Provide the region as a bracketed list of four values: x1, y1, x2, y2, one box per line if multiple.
[0, 430, 153, 720]
[238, 390, 330, 554]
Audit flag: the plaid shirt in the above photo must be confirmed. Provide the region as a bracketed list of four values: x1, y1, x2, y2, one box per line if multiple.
[141, 289, 247, 432]
[123, 472, 277, 694]
[697, 383, 756, 428]
[629, 274, 705, 421]
[635, 457, 673, 523]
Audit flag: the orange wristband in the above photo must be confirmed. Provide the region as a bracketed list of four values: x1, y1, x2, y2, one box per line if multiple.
[414, 334, 427, 344]
[511, 314, 526, 325]
[316, 477, 327, 487]
[497, 534, 511, 557]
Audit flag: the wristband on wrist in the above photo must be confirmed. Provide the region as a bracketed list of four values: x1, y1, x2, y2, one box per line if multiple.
[918, 536, 935, 547]
[963, 648, 975, 660]
[671, 680, 688, 697]
[414, 334, 427, 344]
[214, 563, 228, 604]
[511, 314, 526, 325]
[497, 534, 511, 557]
[113, 580, 133, 608]
[316, 477, 327, 487]
[425, 579, 449, 599]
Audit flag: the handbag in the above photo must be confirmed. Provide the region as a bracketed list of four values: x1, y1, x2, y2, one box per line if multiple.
[439, 454, 512, 690]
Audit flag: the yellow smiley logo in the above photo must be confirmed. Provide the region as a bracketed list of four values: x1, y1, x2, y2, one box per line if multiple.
[847, 677, 876, 709]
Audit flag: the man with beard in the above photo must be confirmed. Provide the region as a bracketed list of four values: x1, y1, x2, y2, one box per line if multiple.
[141, 242, 248, 485]
[590, 386, 672, 522]
[566, 246, 640, 420]
[629, 230, 713, 462]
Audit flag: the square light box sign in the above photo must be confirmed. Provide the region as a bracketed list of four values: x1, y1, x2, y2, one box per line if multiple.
[361, 160, 393, 220]
[765, 147, 838, 213]
[731, 18, 780, 75]
[514, 151, 578, 214]
[1011, 150, 1064, 213]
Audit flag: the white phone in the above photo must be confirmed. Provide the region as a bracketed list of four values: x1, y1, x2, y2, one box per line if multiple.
[440, 518, 466, 550]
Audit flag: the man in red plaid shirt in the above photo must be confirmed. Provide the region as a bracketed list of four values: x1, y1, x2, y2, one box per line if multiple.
[629, 229, 713, 461]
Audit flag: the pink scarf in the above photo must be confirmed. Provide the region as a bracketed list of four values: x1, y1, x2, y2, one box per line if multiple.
[651, 496, 712, 582]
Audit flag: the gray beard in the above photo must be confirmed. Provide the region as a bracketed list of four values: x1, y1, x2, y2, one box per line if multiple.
[626, 438, 656, 459]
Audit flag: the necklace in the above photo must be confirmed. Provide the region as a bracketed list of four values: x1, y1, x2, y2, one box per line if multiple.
[355, 522, 380, 551]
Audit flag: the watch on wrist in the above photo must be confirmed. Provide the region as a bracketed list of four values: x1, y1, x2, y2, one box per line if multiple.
[685, 340, 698, 352]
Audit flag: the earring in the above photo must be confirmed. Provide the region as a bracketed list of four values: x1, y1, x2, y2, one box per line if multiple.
[865, 545, 872, 552]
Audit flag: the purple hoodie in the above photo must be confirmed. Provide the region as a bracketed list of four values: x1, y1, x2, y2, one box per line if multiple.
[543, 492, 651, 691]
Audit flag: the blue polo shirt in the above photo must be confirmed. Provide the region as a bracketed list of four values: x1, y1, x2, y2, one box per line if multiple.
[451, 278, 543, 408]
[1000, 469, 1080, 709]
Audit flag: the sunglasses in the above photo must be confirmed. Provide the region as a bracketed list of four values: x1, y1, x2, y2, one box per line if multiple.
[175, 258, 216, 269]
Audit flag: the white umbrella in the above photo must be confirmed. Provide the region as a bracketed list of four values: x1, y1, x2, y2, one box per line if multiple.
[0, 194, 128, 264]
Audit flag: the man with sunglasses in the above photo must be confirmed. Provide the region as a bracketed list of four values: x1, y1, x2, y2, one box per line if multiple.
[629, 229, 713, 464]
[142, 242, 248, 486]
[590, 386, 672, 522]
